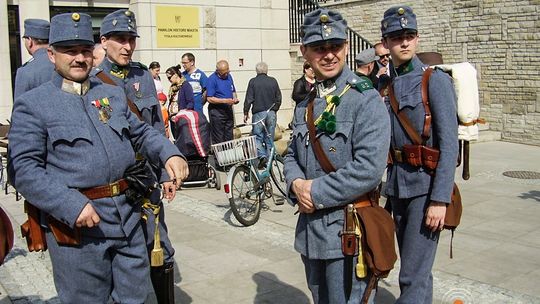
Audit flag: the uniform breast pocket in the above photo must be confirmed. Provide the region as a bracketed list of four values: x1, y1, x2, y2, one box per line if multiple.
[397, 91, 422, 111]
[108, 115, 130, 138]
[320, 121, 353, 166]
[134, 96, 158, 112]
[48, 126, 92, 148]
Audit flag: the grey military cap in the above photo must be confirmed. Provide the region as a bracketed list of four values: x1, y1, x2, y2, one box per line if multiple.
[100, 9, 139, 37]
[23, 19, 50, 40]
[355, 48, 379, 65]
[49, 13, 95, 46]
[381, 5, 417, 37]
[301, 8, 347, 46]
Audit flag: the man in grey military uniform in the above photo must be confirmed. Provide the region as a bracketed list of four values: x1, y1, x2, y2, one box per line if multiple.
[354, 48, 379, 86]
[284, 8, 390, 303]
[8, 12, 188, 303]
[95, 9, 177, 303]
[381, 5, 458, 303]
[13, 18, 55, 98]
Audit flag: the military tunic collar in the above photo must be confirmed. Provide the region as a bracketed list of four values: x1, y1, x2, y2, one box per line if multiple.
[52, 72, 90, 95]
[394, 59, 414, 76]
[102, 58, 130, 79]
[390, 56, 425, 79]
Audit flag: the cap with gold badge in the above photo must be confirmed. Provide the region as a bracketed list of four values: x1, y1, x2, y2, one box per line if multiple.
[100, 9, 139, 37]
[49, 13, 95, 46]
[380, 5, 417, 37]
[301, 8, 347, 46]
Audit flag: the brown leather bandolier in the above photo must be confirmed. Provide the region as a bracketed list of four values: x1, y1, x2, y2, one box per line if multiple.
[387, 68, 440, 171]
[95, 71, 143, 120]
[306, 94, 396, 303]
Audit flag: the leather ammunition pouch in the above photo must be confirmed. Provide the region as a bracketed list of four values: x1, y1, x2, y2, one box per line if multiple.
[21, 201, 48, 252]
[392, 144, 440, 171]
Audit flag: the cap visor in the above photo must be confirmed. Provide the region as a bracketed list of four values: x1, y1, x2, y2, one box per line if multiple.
[104, 31, 139, 38]
[305, 38, 346, 47]
[52, 40, 95, 47]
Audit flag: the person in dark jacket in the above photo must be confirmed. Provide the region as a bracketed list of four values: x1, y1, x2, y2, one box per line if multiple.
[243, 61, 282, 164]
[292, 61, 316, 104]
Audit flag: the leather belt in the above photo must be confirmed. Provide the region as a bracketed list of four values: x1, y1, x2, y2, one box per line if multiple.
[80, 179, 129, 200]
[390, 148, 404, 163]
[352, 194, 372, 209]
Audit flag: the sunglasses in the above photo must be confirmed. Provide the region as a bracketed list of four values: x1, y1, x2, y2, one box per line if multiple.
[378, 54, 390, 59]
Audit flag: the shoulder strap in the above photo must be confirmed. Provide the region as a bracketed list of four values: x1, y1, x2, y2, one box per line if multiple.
[95, 71, 143, 121]
[388, 68, 434, 145]
[306, 92, 337, 173]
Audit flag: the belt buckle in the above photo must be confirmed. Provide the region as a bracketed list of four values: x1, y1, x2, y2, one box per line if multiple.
[109, 181, 120, 196]
[394, 150, 403, 162]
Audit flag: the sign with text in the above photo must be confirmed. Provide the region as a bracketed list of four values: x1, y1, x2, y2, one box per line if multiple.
[156, 6, 200, 48]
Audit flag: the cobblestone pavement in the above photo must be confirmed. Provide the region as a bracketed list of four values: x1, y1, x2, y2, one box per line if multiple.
[1, 141, 540, 303]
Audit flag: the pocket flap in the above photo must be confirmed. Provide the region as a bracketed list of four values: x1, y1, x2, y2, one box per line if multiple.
[48, 126, 91, 145]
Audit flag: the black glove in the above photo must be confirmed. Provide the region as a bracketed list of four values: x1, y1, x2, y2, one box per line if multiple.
[124, 159, 159, 202]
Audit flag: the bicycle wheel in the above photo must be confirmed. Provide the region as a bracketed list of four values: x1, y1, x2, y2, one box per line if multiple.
[229, 164, 261, 226]
[270, 154, 287, 197]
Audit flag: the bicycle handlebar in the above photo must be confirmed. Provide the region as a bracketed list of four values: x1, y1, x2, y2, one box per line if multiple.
[235, 103, 276, 129]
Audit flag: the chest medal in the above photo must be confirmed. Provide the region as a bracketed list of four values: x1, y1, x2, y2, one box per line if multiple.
[92, 97, 113, 124]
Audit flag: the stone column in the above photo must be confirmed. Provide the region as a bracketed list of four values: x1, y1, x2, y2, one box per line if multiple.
[0, 0, 12, 120]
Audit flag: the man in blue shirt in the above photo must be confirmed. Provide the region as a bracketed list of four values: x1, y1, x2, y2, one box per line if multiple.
[206, 60, 239, 144]
[181, 52, 207, 116]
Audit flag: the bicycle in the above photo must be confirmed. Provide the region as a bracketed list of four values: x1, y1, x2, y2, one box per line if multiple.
[211, 108, 287, 226]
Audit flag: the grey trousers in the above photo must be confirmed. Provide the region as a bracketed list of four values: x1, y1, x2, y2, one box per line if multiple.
[46, 223, 150, 303]
[301, 255, 375, 304]
[390, 194, 440, 304]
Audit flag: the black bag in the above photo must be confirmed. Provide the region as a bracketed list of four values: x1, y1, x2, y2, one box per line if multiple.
[185, 158, 209, 182]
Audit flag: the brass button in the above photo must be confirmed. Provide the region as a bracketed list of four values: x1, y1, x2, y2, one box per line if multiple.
[72, 13, 80, 21]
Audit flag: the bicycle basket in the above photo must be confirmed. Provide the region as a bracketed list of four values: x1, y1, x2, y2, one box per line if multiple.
[211, 136, 257, 166]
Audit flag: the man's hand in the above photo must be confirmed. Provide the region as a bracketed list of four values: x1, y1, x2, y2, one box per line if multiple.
[165, 156, 189, 190]
[292, 179, 315, 214]
[162, 181, 176, 201]
[243, 114, 249, 123]
[377, 66, 388, 78]
[425, 201, 446, 232]
[76, 203, 100, 228]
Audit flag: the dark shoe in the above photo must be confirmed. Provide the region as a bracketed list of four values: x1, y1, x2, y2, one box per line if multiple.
[257, 157, 267, 170]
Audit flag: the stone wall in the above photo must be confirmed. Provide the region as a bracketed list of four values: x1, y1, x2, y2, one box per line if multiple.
[293, 0, 540, 145]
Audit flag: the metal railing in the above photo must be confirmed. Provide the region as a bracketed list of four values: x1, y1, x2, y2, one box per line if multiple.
[289, 0, 373, 69]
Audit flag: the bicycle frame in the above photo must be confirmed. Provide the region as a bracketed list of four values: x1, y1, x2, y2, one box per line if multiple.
[224, 107, 277, 199]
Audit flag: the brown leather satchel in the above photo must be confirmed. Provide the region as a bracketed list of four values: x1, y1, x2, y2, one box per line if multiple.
[0, 206, 14, 265]
[21, 201, 47, 252]
[307, 98, 397, 303]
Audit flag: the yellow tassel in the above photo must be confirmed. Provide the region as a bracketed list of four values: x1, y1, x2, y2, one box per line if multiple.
[354, 212, 367, 278]
[149, 202, 164, 267]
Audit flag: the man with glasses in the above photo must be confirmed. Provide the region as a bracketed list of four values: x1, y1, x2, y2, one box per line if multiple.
[381, 5, 458, 303]
[181, 53, 208, 117]
[284, 8, 390, 303]
[14, 19, 54, 98]
[369, 42, 391, 89]
[96, 9, 184, 304]
[206, 60, 239, 144]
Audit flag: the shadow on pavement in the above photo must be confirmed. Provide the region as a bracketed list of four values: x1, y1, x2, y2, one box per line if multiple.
[252, 271, 310, 304]
[519, 190, 540, 202]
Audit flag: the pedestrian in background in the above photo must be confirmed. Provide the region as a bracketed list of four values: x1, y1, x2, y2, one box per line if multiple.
[181, 52, 208, 117]
[13, 19, 54, 98]
[243, 61, 282, 168]
[355, 47, 379, 85]
[292, 61, 316, 105]
[206, 60, 239, 144]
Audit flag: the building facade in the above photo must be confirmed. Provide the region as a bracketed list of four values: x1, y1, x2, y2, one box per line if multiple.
[1, 0, 294, 128]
